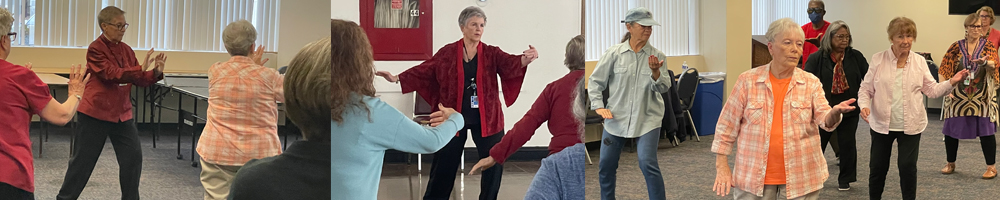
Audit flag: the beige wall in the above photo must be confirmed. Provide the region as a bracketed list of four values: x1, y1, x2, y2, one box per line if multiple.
[278, 0, 331, 68]
[724, 0, 751, 99]
[823, 0, 979, 67]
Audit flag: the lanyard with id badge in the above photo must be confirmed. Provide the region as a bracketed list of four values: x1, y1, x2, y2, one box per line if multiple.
[468, 77, 479, 109]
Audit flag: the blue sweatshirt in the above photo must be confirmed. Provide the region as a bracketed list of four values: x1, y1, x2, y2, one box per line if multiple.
[331, 95, 463, 200]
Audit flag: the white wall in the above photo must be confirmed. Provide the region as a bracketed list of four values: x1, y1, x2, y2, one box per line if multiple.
[334, 0, 582, 147]
[821, 0, 981, 108]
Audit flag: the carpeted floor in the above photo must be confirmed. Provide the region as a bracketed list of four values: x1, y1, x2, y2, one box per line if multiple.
[586, 112, 1000, 199]
[27, 125, 302, 200]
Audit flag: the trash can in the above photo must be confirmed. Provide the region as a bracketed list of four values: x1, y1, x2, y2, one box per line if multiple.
[691, 72, 726, 136]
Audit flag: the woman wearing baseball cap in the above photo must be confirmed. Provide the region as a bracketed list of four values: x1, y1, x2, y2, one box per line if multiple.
[588, 7, 671, 200]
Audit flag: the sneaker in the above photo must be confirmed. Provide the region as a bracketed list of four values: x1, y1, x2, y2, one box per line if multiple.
[838, 183, 850, 191]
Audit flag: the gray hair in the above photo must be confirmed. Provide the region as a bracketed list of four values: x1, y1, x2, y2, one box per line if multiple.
[0, 8, 12, 35]
[819, 20, 851, 53]
[565, 35, 585, 70]
[97, 6, 125, 32]
[222, 20, 257, 56]
[458, 6, 487, 27]
[765, 18, 805, 43]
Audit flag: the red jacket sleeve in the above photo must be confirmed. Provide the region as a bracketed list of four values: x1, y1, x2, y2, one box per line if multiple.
[485, 45, 527, 107]
[86, 46, 160, 87]
[489, 83, 553, 164]
[398, 46, 451, 109]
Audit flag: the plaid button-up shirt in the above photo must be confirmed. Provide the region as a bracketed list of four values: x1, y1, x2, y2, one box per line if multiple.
[196, 56, 285, 166]
[711, 64, 840, 199]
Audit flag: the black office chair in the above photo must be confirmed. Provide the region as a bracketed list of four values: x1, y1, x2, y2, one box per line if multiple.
[675, 68, 701, 141]
[278, 66, 288, 74]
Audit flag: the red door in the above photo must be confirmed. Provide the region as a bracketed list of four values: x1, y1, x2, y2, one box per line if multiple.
[360, 0, 433, 61]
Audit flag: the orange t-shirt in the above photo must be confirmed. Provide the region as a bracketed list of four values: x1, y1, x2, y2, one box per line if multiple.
[764, 73, 790, 185]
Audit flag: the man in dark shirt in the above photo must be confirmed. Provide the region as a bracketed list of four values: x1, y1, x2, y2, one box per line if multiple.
[57, 6, 166, 200]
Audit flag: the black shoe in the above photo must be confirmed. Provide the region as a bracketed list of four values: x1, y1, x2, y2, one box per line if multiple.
[838, 183, 850, 191]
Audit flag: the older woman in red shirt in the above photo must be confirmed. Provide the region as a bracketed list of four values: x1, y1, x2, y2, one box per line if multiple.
[0, 7, 90, 199]
[375, 6, 538, 200]
[57, 6, 167, 200]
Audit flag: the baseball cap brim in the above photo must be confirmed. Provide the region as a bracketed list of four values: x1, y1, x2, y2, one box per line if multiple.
[635, 18, 660, 26]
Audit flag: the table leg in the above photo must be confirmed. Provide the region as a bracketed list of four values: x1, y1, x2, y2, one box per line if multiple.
[191, 98, 199, 167]
[176, 93, 183, 160]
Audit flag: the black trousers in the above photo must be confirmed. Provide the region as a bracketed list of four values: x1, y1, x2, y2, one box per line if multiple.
[820, 114, 859, 185]
[423, 124, 504, 200]
[0, 182, 33, 200]
[869, 130, 920, 200]
[945, 135, 997, 165]
[57, 113, 143, 200]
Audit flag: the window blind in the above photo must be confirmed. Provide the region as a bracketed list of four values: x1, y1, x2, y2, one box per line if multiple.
[2, 0, 279, 52]
[752, 0, 810, 35]
[585, 0, 698, 61]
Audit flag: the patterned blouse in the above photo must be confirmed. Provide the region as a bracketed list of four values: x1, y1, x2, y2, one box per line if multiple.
[939, 38, 999, 119]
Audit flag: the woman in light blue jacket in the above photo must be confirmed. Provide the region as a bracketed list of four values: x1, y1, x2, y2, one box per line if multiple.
[329, 19, 464, 200]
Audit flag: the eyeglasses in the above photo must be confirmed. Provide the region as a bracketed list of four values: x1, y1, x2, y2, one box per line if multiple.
[103, 22, 129, 31]
[834, 34, 851, 40]
[807, 8, 825, 14]
[967, 25, 984, 29]
[6, 32, 16, 42]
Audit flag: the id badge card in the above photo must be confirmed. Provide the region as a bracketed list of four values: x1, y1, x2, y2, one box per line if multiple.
[471, 95, 479, 108]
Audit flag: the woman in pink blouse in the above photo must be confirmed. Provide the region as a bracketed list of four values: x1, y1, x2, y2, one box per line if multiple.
[857, 17, 969, 200]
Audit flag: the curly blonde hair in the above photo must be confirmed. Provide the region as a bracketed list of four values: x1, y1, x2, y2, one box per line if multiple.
[331, 19, 376, 124]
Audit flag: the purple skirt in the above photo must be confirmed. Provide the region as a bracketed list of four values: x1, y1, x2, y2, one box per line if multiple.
[943, 116, 996, 139]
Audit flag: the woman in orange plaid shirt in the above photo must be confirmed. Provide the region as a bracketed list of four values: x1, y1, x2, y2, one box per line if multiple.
[711, 18, 856, 200]
[195, 20, 283, 200]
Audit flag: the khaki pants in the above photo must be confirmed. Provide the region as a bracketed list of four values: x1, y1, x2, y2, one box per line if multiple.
[733, 185, 820, 200]
[199, 159, 242, 200]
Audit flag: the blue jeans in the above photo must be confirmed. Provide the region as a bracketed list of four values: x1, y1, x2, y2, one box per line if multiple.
[598, 128, 665, 200]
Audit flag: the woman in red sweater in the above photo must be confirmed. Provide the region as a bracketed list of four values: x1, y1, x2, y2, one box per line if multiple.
[469, 35, 585, 199]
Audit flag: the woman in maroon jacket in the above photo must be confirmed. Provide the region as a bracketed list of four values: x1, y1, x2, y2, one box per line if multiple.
[469, 35, 585, 200]
[375, 6, 538, 200]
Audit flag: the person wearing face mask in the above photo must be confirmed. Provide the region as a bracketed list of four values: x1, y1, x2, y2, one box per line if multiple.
[802, 0, 829, 68]
[711, 18, 855, 200]
[937, 13, 999, 180]
[803, 20, 867, 191]
[374, 6, 538, 200]
[858, 17, 970, 200]
[589, 7, 671, 200]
